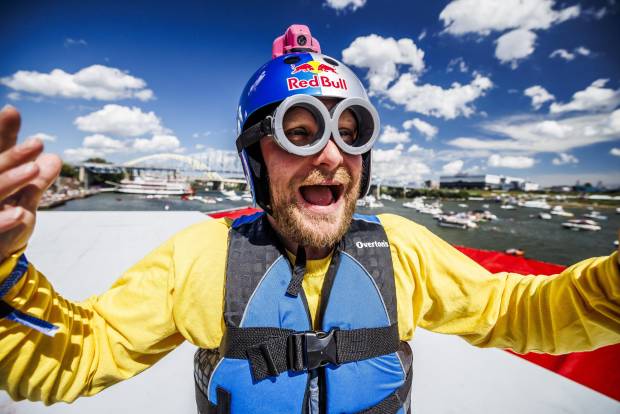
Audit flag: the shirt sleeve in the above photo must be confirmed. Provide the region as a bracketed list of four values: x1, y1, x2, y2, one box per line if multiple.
[381, 213, 620, 355]
[0, 218, 229, 405]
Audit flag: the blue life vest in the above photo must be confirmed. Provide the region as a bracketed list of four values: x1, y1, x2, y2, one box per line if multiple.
[194, 212, 412, 413]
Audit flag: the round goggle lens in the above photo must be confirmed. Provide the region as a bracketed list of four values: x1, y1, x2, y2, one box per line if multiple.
[282, 105, 325, 147]
[339, 104, 376, 148]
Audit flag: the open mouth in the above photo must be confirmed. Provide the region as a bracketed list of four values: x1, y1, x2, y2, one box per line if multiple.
[298, 184, 344, 206]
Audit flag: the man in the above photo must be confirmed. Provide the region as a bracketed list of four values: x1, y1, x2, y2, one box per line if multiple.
[1, 27, 619, 413]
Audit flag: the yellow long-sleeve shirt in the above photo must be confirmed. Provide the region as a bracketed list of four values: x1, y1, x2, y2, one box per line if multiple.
[0, 213, 619, 404]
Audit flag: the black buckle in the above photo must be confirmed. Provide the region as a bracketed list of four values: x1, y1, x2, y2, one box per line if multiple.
[287, 329, 339, 371]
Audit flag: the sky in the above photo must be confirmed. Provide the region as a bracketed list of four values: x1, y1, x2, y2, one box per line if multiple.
[1, 0, 619, 187]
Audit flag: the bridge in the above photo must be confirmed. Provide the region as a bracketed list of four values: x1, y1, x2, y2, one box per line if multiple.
[78, 152, 247, 190]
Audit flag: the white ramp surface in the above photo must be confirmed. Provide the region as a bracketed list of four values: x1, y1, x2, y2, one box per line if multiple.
[1, 211, 619, 413]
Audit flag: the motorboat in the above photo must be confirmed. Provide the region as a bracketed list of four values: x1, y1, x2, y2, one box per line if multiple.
[550, 206, 573, 217]
[116, 176, 192, 196]
[437, 214, 477, 229]
[520, 199, 551, 209]
[561, 219, 601, 231]
[539, 212, 552, 220]
[356, 195, 384, 208]
[583, 211, 607, 220]
[500, 204, 516, 210]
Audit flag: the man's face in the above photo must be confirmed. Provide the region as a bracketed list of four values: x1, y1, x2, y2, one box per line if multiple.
[260, 98, 362, 249]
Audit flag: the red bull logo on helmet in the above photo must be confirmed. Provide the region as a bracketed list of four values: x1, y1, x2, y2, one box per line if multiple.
[287, 60, 347, 91]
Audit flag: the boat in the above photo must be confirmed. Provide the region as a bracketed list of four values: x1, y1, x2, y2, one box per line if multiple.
[539, 212, 552, 220]
[500, 204, 516, 210]
[561, 219, 601, 231]
[356, 194, 384, 208]
[436, 213, 477, 229]
[220, 189, 242, 201]
[116, 176, 192, 195]
[458, 203, 468, 208]
[437, 214, 478, 230]
[505, 248, 525, 256]
[583, 211, 607, 220]
[379, 194, 395, 201]
[520, 199, 551, 209]
[550, 206, 574, 217]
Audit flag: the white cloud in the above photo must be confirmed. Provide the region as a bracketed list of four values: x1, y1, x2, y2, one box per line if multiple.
[550, 79, 620, 114]
[63, 147, 105, 162]
[524, 85, 555, 110]
[324, 0, 366, 11]
[74, 104, 166, 137]
[495, 29, 536, 67]
[418, 30, 427, 41]
[609, 147, 620, 156]
[440, 0, 580, 35]
[534, 120, 573, 138]
[549, 48, 575, 61]
[342, 34, 492, 119]
[402, 117, 438, 140]
[372, 144, 404, 162]
[132, 134, 181, 152]
[372, 144, 431, 185]
[575, 46, 591, 56]
[448, 109, 620, 154]
[0, 65, 154, 101]
[552, 153, 579, 165]
[64, 38, 87, 47]
[442, 159, 464, 175]
[192, 131, 212, 139]
[31, 132, 57, 142]
[379, 125, 410, 144]
[488, 154, 535, 169]
[195, 143, 206, 150]
[83, 134, 127, 151]
[440, 0, 579, 65]
[385, 72, 492, 119]
[341, 34, 425, 93]
[63, 134, 128, 162]
[447, 57, 468, 73]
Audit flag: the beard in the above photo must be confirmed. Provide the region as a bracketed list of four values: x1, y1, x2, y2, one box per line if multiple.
[269, 167, 360, 249]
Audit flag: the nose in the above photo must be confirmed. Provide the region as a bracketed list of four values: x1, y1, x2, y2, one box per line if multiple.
[310, 137, 344, 170]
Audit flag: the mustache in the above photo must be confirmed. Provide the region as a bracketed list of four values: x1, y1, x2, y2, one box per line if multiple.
[297, 167, 352, 187]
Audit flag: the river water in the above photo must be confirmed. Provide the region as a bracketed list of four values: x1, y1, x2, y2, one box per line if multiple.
[52, 191, 619, 266]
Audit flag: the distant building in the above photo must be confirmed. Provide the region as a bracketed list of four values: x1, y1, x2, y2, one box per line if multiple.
[424, 179, 439, 189]
[439, 174, 539, 191]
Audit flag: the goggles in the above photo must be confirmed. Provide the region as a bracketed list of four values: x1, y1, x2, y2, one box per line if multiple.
[236, 95, 380, 157]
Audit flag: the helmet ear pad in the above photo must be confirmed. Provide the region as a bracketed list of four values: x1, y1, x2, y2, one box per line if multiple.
[245, 142, 272, 213]
[359, 150, 372, 198]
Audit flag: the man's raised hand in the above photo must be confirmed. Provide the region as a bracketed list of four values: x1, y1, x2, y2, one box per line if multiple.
[0, 106, 62, 262]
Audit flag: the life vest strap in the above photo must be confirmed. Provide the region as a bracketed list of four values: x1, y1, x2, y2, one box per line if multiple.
[223, 323, 400, 382]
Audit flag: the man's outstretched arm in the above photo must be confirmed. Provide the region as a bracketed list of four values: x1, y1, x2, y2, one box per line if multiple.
[0, 107, 186, 404]
[380, 214, 620, 354]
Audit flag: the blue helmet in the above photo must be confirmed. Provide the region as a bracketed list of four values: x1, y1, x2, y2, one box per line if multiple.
[236, 52, 375, 212]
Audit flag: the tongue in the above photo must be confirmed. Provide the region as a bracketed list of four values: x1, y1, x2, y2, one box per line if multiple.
[300, 185, 334, 206]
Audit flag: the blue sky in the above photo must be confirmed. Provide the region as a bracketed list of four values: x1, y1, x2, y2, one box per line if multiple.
[1, 0, 619, 187]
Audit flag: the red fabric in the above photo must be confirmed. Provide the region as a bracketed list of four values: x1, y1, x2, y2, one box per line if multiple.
[207, 209, 619, 400]
[456, 246, 620, 401]
[208, 207, 261, 220]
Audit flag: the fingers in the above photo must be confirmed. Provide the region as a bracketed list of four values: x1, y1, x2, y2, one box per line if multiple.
[0, 137, 44, 173]
[0, 160, 40, 200]
[19, 154, 62, 211]
[0, 206, 25, 232]
[0, 106, 21, 153]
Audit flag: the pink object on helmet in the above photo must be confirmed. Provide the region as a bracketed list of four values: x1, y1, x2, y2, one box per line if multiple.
[272, 24, 321, 58]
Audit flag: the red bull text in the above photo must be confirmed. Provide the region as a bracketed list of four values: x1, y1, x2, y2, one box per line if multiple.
[287, 75, 348, 91]
[287, 61, 347, 91]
